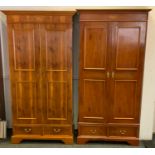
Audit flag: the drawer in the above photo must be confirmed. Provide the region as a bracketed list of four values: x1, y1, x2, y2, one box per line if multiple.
[44, 126, 72, 135]
[14, 126, 43, 135]
[78, 125, 107, 136]
[108, 126, 138, 137]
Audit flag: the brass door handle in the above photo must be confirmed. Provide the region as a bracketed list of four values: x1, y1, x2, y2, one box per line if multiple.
[112, 71, 115, 79]
[107, 72, 110, 78]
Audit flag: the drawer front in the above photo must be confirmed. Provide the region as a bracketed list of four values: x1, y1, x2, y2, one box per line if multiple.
[44, 126, 72, 135]
[14, 126, 43, 135]
[108, 126, 138, 137]
[78, 125, 107, 136]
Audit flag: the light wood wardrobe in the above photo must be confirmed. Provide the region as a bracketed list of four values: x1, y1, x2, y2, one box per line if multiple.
[4, 11, 75, 144]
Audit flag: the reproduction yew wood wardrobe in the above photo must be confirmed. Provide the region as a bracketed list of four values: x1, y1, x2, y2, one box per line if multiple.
[4, 11, 74, 144]
[77, 10, 150, 146]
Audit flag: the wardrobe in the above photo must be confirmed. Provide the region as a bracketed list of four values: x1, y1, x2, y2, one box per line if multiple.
[77, 10, 150, 146]
[3, 9, 150, 145]
[4, 11, 74, 144]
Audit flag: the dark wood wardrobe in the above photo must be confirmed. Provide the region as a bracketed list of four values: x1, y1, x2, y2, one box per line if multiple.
[0, 31, 5, 120]
[77, 10, 150, 146]
[4, 11, 75, 144]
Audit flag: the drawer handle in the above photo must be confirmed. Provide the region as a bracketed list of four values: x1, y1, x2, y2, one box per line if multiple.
[90, 129, 97, 134]
[120, 130, 127, 135]
[24, 128, 32, 133]
[53, 128, 61, 133]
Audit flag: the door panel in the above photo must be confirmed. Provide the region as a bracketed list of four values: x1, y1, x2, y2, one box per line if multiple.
[83, 26, 107, 69]
[110, 22, 146, 123]
[82, 79, 106, 122]
[40, 23, 72, 124]
[15, 82, 37, 119]
[45, 25, 68, 71]
[79, 22, 110, 123]
[113, 80, 137, 120]
[115, 27, 140, 70]
[47, 81, 67, 121]
[8, 23, 42, 124]
[13, 24, 35, 70]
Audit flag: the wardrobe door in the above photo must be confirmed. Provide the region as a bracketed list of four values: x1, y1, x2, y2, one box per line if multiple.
[40, 23, 72, 125]
[8, 23, 42, 124]
[110, 22, 147, 124]
[79, 22, 110, 124]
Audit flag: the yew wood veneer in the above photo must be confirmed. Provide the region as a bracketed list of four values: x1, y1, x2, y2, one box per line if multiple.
[3, 11, 75, 144]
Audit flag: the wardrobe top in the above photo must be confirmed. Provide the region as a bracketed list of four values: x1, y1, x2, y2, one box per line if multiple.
[2, 11, 76, 16]
[2, 9, 151, 15]
[77, 9, 151, 22]
[77, 9, 151, 13]
[2, 10, 151, 23]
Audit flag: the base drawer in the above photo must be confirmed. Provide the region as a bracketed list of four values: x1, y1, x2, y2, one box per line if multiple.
[14, 126, 43, 135]
[78, 125, 107, 136]
[44, 126, 72, 135]
[108, 126, 138, 137]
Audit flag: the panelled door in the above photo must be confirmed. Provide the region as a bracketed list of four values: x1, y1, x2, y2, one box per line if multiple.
[40, 23, 72, 125]
[8, 23, 42, 124]
[109, 22, 146, 123]
[79, 22, 110, 124]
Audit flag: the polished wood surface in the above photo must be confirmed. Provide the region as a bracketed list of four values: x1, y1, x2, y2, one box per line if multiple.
[79, 21, 109, 124]
[5, 11, 75, 144]
[78, 10, 150, 146]
[78, 9, 150, 22]
[110, 22, 146, 124]
[0, 32, 5, 120]
[40, 23, 72, 125]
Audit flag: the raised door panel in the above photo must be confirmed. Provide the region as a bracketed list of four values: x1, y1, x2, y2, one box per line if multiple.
[79, 22, 110, 123]
[12, 24, 35, 70]
[46, 81, 67, 121]
[115, 27, 140, 70]
[45, 24, 68, 71]
[80, 79, 107, 123]
[112, 80, 138, 121]
[8, 23, 42, 124]
[40, 23, 72, 124]
[83, 25, 107, 69]
[110, 22, 146, 123]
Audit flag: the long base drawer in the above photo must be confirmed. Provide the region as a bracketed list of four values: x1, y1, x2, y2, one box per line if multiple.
[78, 124, 107, 136]
[108, 126, 139, 137]
[13, 126, 43, 135]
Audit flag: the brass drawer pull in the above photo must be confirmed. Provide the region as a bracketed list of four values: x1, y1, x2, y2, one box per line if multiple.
[53, 128, 61, 133]
[24, 128, 32, 133]
[119, 130, 127, 135]
[90, 129, 97, 134]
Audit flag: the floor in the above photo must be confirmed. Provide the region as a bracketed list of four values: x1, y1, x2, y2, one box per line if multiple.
[0, 129, 147, 148]
[143, 134, 155, 148]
